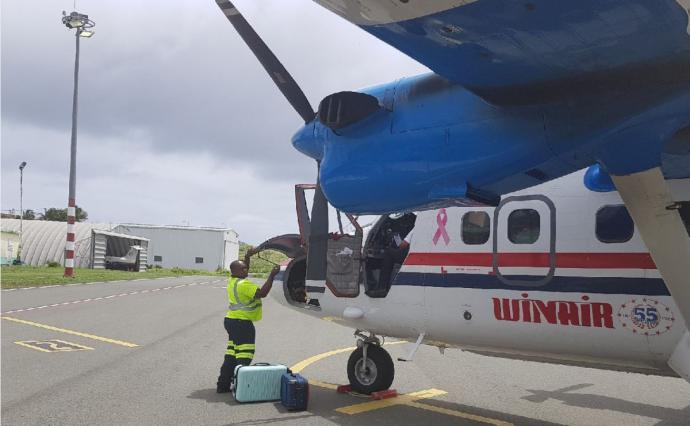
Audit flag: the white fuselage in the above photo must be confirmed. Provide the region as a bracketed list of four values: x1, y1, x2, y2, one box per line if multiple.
[274, 170, 690, 377]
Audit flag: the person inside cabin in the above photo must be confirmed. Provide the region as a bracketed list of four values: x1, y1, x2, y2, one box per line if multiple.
[377, 226, 413, 291]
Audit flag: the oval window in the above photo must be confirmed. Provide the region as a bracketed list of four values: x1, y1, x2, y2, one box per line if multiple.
[508, 209, 540, 244]
[461, 211, 490, 245]
[596, 205, 634, 243]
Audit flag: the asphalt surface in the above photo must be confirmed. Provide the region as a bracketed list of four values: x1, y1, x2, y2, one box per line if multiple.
[2, 275, 690, 425]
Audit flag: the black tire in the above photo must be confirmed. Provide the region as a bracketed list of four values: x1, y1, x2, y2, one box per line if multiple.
[347, 345, 394, 394]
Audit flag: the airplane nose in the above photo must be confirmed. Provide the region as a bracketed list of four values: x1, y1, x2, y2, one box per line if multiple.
[291, 121, 323, 160]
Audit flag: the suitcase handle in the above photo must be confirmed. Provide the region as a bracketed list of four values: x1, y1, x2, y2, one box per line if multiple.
[252, 362, 271, 366]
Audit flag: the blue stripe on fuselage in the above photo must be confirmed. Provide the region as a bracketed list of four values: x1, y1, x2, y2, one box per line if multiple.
[361, 0, 690, 91]
[393, 272, 671, 296]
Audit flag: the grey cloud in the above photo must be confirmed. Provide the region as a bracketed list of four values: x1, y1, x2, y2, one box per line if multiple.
[2, 0, 428, 243]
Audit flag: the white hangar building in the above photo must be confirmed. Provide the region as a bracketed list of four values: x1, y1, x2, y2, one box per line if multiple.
[0, 218, 149, 270]
[0, 219, 239, 272]
[113, 223, 239, 272]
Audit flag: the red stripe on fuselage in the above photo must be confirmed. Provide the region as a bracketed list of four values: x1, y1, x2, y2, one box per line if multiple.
[404, 252, 656, 269]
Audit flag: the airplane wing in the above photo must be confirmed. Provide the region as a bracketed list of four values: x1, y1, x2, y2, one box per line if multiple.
[314, 0, 690, 103]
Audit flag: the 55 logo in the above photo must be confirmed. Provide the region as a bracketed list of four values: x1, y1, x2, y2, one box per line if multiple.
[618, 298, 675, 336]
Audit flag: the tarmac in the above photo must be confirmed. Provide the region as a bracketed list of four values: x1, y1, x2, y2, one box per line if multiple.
[2, 275, 690, 425]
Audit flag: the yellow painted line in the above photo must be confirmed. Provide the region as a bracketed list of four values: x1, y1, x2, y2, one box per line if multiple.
[408, 402, 514, 426]
[290, 341, 405, 374]
[309, 380, 339, 390]
[336, 388, 447, 415]
[1, 316, 139, 348]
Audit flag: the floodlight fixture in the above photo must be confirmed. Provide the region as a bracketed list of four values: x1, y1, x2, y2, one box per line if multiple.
[62, 11, 95, 31]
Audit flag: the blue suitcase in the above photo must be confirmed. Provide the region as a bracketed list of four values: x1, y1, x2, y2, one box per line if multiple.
[280, 371, 309, 411]
[232, 363, 287, 403]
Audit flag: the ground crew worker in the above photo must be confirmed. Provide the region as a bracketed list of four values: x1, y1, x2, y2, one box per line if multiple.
[216, 255, 280, 393]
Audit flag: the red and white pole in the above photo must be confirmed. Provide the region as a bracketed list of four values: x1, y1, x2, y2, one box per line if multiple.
[65, 199, 77, 277]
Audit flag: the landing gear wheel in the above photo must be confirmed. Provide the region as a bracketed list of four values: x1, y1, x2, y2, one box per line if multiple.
[347, 345, 394, 394]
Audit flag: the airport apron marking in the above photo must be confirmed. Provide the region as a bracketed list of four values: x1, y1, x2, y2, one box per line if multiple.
[1, 316, 139, 348]
[15, 339, 94, 353]
[291, 342, 512, 424]
[0, 279, 224, 315]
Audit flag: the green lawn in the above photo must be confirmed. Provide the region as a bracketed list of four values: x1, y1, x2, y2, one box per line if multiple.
[0, 246, 286, 289]
[0, 266, 229, 289]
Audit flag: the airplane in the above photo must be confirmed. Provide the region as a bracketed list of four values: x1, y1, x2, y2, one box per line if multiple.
[213, 0, 690, 394]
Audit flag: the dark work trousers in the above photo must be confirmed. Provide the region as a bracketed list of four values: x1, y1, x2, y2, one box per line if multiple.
[217, 317, 256, 389]
[377, 246, 409, 291]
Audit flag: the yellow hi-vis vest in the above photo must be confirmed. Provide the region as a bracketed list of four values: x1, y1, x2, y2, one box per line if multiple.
[226, 277, 262, 322]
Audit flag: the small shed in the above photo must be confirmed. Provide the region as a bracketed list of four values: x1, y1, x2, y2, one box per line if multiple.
[91, 229, 150, 271]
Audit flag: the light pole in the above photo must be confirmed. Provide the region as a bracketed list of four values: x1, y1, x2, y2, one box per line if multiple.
[17, 161, 27, 264]
[61, 11, 95, 278]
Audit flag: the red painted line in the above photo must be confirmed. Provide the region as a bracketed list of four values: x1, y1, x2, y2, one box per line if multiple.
[65, 250, 75, 259]
[66, 233, 75, 242]
[404, 252, 656, 269]
[67, 216, 75, 225]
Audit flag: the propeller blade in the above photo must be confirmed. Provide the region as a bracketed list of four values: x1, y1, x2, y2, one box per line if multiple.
[216, 0, 315, 123]
[306, 180, 328, 282]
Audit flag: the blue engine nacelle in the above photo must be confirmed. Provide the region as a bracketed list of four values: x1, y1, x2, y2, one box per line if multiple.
[293, 73, 690, 214]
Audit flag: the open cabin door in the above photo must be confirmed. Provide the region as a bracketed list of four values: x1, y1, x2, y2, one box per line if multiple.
[296, 184, 364, 298]
[492, 195, 556, 286]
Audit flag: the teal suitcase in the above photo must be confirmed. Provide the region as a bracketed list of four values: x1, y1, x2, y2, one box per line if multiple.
[232, 363, 288, 403]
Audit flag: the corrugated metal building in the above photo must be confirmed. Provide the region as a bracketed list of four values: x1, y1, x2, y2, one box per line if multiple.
[113, 224, 239, 272]
[0, 219, 149, 270]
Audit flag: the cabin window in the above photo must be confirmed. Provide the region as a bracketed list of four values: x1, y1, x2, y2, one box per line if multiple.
[508, 209, 540, 244]
[462, 211, 490, 245]
[596, 205, 634, 243]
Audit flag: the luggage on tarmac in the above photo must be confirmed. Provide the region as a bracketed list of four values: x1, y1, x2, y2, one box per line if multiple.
[280, 371, 309, 411]
[232, 363, 288, 403]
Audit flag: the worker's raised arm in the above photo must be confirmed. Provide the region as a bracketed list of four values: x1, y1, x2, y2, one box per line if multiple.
[255, 265, 280, 298]
[243, 246, 256, 270]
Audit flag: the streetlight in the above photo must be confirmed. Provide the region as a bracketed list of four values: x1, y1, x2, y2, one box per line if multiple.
[17, 161, 27, 264]
[61, 11, 95, 278]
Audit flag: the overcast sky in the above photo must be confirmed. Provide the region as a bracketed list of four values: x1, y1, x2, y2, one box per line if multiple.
[1, 0, 427, 244]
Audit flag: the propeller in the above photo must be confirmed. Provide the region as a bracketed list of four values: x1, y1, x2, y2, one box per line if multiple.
[215, 0, 328, 283]
[215, 0, 315, 123]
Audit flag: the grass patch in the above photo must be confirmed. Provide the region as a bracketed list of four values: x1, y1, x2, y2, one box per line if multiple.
[0, 266, 229, 289]
[0, 245, 287, 289]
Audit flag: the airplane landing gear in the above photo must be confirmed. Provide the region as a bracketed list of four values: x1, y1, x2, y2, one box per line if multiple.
[347, 331, 394, 394]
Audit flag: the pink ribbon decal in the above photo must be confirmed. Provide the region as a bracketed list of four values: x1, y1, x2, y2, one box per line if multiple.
[432, 208, 450, 246]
